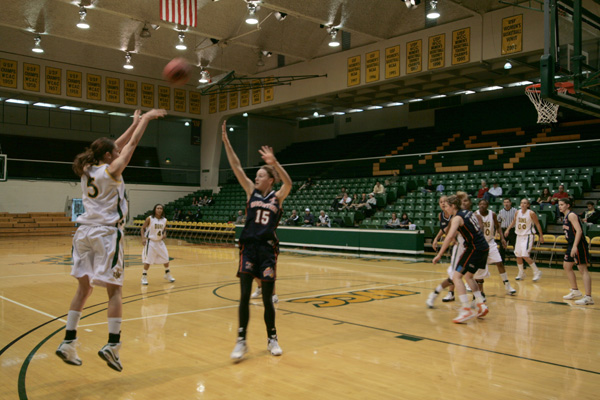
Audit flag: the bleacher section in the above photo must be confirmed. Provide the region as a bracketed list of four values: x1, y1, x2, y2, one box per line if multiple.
[0, 212, 76, 237]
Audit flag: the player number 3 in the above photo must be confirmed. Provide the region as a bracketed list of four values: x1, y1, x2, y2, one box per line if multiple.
[255, 209, 271, 225]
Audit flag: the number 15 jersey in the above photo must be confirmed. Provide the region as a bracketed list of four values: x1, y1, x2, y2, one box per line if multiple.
[239, 189, 283, 244]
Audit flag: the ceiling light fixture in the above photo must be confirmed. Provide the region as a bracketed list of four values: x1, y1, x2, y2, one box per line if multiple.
[32, 35, 44, 53]
[33, 102, 57, 108]
[426, 1, 440, 19]
[60, 106, 82, 111]
[262, 50, 272, 57]
[404, 0, 421, 10]
[198, 70, 210, 83]
[185, 121, 190, 126]
[504, 61, 513, 70]
[123, 52, 134, 69]
[140, 23, 151, 38]
[328, 28, 340, 47]
[76, 5, 90, 29]
[229, 127, 234, 132]
[274, 12, 287, 21]
[5, 99, 30, 105]
[242, 112, 248, 117]
[175, 32, 187, 50]
[245, 2, 259, 25]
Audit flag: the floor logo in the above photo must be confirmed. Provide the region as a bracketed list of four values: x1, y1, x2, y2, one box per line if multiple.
[288, 289, 419, 308]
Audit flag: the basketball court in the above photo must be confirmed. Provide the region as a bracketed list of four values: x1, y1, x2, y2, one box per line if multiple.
[1, 236, 598, 399]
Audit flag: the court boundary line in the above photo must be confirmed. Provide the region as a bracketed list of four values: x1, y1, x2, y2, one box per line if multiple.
[0, 295, 67, 323]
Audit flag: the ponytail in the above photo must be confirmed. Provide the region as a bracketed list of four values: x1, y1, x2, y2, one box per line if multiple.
[72, 137, 115, 177]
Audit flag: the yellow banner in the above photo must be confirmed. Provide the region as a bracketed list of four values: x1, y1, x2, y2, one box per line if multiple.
[209, 94, 217, 114]
[45, 67, 62, 95]
[252, 80, 261, 105]
[141, 83, 154, 108]
[229, 91, 238, 109]
[158, 86, 170, 109]
[428, 34, 445, 70]
[452, 28, 470, 65]
[406, 40, 422, 74]
[86, 74, 101, 100]
[240, 90, 250, 107]
[502, 14, 523, 55]
[105, 77, 120, 103]
[347, 55, 361, 86]
[385, 46, 400, 79]
[189, 91, 201, 114]
[23, 63, 40, 92]
[264, 77, 275, 102]
[366, 51, 380, 83]
[124, 80, 137, 105]
[174, 88, 186, 112]
[219, 93, 227, 112]
[0, 59, 17, 88]
[66, 70, 82, 97]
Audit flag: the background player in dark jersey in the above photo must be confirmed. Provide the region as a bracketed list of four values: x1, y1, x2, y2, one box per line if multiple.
[433, 195, 489, 323]
[221, 120, 292, 361]
[559, 198, 594, 305]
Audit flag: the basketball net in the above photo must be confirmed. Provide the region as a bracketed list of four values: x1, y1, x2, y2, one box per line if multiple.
[525, 83, 570, 124]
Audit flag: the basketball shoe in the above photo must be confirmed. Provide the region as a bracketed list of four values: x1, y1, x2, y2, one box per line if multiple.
[563, 289, 583, 300]
[267, 338, 283, 356]
[574, 296, 594, 305]
[141, 275, 148, 285]
[230, 339, 248, 361]
[426, 292, 438, 308]
[98, 343, 122, 372]
[453, 307, 476, 324]
[251, 287, 262, 299]
[164, 272, 175, 283]
[56, 339, 82, 366]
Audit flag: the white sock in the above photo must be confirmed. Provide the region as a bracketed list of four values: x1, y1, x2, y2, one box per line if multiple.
[500, 272, 508, 282]
[66, 310, 82, 331]
[459, 294, 470, 307]
[529, 263, 540, 273]
[435, 284, 444, 294]
[108, 318, 122, 335]
[517, 264, 524, 274]
[473, 291, 484, 303]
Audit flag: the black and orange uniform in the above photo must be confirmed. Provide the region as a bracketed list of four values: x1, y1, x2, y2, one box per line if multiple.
[455, 209, 489, 275]
[239, 189, 283, 281]
[563, 211, 590, 264]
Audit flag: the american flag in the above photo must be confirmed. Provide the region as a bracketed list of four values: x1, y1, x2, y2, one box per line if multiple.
[160, 0, 197, 27]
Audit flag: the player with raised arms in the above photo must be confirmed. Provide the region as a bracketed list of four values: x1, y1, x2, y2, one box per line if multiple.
[221, 120, 292, 361]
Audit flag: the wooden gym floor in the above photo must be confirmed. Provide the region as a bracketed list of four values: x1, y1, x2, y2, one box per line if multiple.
[0, 236, 598, 399]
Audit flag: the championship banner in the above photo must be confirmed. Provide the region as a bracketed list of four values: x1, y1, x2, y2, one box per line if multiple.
[252, 80, 261, 105]
[218, 93, 227, 112]
[366, 50, 380, 83]
[66, 70, 82, 97]
[87, 74, 101, 100]
[124, 80, 138, 105]
[160, 0, 197, 27]
[502, 15, 523, 55]
[0, 59, 17, 88]
[208, 94, 217, 114]
[174, 88, 186, 112]
[45, 67, 62, 95]
[142, 83, 155, 108]
[347, 55, 361, 86]
[189, 91, 201, 114]
[452, 28, 470, 65]
[229, 91, 238, 109]
[158, 85, 171, 109]
[406, 40, 422, 74]
[385, 46, 400, 79]
[240, 90, 250, 107]
[428, 34, 445, 70]
[105, 77, 120, 103]
[23, 63, 40, 92]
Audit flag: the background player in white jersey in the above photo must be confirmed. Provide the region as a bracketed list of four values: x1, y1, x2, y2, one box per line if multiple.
[56, 108, 167, 372]
[141, 204, 174, 285]
[476, 199, 517, 295]
[222, 120, 292, 361]
[504, 198, 544, 282]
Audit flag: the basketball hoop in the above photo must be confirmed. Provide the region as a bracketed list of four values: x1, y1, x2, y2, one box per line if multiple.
[525, 82, 574, 124]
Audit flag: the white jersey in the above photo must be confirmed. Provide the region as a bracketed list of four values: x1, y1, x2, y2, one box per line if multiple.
[476, 210, 496, 244]
[515, 209, 534, 236]
[76, 164, 127, 226]
[145, 217, 167, 241]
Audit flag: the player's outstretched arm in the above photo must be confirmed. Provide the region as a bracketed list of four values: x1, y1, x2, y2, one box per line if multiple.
[222, 120, 254, 198]
[259, 145, 292, 203]
[109, 109, 167, 179]
[114, 110, 141, 150]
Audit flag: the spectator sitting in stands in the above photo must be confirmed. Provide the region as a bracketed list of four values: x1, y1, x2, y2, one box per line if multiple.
[302, 208, 315, 226]
[234, 210, 246, 225]
[373, 181, 385, 195]
[552, 184, 569, 222]
[535, 187, 552, 206]
[330, 187, 347, 210]
[484, 182, 502, 201]
[580, 201, 600, 226]
[399, 213, 411, 229]
[366, 193, 377, 217]
[384, 171, 399, 186]
[422, 178, 436, 193]
[191, 197, 199, 206]
[199, 196, 209, 206]
[385, 212, 401, 229]
[284, 210, 299, 226]
[477, 180, 489, 199]
[316, 210, 331, 227]
[172, 208, 182, 221]
[339, 193, 353, 211]
[205, 196, 215, 206]
[436, 183, 445, 193]
[351, 193, 368, 210]
[298, 177, 314, 192]
[348, 194, 359, 210]
[184, 210, 194, 222]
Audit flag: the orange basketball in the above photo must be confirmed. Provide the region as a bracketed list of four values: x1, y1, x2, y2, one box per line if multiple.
[162, 58, 192, 86]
